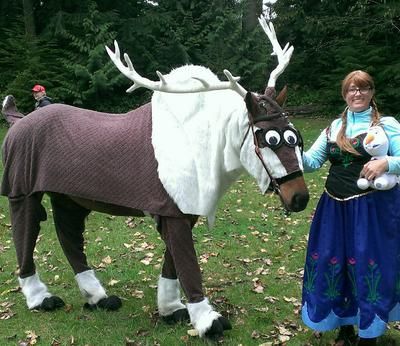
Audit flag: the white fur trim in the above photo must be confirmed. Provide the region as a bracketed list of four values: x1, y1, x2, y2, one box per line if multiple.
[187, 298, 221, 337]
[157, 276, 186, 316]
[2, 96, 10, 109]
[19, 273, 52, 309]
[151, 65, 246, 222]
[75, 270, 107, 305]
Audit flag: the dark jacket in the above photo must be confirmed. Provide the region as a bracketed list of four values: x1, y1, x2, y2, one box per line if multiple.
[35, 96, 52, 110]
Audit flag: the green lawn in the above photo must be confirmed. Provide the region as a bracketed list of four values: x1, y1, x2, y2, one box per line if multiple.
[0, 117, 398, 345]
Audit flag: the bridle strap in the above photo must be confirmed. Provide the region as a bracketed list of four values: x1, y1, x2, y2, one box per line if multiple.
[242, 112, 301, 215]
[249, 123, 281, 195]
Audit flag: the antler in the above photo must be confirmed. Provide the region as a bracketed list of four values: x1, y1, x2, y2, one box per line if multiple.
[106, 41, 247, 97]
[258, 16, 294, 88]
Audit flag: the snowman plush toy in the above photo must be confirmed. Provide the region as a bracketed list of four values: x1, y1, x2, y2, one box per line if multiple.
[357, 125, 399, 190]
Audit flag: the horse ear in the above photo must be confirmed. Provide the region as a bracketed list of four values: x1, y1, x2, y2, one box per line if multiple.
[275, 85, 288, 106]
[244, 92, 259, 121]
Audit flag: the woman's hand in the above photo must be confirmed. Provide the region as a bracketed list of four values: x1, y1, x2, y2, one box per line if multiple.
[360, 158, 389, 180]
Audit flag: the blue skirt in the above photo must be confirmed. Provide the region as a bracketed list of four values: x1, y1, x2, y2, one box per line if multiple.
[301, 187, 400, 338]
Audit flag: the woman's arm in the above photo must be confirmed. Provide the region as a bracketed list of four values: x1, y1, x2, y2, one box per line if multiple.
[302, 128, 329, 172]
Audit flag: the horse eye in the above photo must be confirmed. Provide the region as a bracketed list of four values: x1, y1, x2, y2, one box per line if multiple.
[264, 130, 281, 146]
[283, 129, 298, 145]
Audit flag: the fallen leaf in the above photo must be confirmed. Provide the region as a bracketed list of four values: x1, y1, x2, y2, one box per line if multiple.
[108, 279, 120, 286]
[102, 256, 112, 264]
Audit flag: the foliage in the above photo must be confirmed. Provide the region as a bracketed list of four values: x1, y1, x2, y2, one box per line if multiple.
[0, 18, 63, 113]
[0, 1, 399, 116]
[268, 0, 400, 116]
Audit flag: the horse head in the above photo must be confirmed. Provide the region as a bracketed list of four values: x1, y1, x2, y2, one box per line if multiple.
[242, 87, 308, 212]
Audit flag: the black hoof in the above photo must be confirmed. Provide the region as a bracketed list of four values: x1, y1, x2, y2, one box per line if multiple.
[217, 316, 232, 330]
[162, 308, 190, 325]
[84, 295, 122, 311]
[37, 296, 65, 311]
[204, 316, 232, 340]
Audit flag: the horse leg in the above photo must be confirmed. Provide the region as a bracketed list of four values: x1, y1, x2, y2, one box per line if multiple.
[157, 250, 190, 324]
[9, 193, 65, 310]
[157, 216, 231, 339]
[50, 193, 121, 311]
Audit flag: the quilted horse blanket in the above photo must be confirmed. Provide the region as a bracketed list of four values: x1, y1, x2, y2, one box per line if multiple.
[1, 103, 183, 217]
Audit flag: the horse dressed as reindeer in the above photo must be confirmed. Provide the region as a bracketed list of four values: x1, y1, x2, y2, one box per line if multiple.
[1, 17, 309, 339]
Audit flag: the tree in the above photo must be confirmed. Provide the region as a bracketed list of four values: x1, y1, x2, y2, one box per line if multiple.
[22, 0, 36, 38]
[267, 0, 400, 114]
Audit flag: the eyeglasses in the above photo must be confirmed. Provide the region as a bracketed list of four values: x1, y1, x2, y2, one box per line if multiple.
[347, 87, 372, 95]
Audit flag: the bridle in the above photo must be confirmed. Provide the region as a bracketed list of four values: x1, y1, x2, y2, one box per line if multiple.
[240, 98, 304, 211]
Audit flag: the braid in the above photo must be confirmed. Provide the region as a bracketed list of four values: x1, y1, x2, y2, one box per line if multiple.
[370, 98, 381, 125]
[336, 110, 360, 155]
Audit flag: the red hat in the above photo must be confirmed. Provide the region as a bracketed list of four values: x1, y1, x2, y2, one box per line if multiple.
[32, 84, 45, 92]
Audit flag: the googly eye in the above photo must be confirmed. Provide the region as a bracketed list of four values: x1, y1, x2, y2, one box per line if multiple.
[264, 129, 281, 146]
[283, 129, 298, 146]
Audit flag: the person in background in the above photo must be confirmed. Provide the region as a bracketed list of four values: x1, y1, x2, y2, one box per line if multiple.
[32, 84, 52, 109]
[300, 70, 400, 345]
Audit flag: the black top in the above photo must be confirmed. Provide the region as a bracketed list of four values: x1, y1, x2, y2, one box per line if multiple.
[325, 132, 373, 199]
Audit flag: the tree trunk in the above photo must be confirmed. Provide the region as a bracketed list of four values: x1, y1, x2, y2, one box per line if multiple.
[242, 0, 262, 34]
[22, 0, 36, 38]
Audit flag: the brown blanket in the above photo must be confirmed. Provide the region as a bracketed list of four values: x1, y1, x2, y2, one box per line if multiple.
[1, 103, 183, 217]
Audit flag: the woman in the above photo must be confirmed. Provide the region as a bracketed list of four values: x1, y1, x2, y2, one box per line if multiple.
[301, 70, 400, 345]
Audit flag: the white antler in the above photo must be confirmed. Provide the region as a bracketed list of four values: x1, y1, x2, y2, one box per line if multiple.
[106, 41, 247, 97]
[258, 16, 294, 88]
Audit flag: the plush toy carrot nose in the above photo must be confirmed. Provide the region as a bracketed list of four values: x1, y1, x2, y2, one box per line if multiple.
[364, 133, 375, 145]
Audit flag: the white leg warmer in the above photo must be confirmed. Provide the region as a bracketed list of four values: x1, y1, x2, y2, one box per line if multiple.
[19, 273, 52, 309]
[75, 269, 107, 305]
[157, 276, 186, 316]
[187, 298, 221, 337]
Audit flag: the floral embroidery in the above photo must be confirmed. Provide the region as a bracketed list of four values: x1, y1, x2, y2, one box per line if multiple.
[347, 257, 358, 298]
[324, 257, 342, 299]
[304, 252, 319, 293]
[341, 152, 353, 168]
[330, 146, 340, 155]
[365, 259, 381, 304]
[351, 138, 361, 148]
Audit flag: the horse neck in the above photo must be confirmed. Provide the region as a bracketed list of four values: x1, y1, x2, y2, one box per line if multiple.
[151, 89, 247, 219]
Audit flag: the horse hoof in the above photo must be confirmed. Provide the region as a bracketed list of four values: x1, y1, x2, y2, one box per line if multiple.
[38, 296, 65, 311]
[162, 308, 190, 325]
[204, 316, 232, 340]
[84, 295, 122, 311]
[218, 316, 232, 330]
[97, 295, 122, 311]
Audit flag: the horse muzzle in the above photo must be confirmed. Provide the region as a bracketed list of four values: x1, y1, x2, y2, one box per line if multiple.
[274, 171, 309, 212]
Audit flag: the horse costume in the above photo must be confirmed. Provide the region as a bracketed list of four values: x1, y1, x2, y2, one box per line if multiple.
[1, 18, 309, 339]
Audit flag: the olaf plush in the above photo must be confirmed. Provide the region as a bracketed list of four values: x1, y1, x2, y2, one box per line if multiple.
[357, 125, 399, 190]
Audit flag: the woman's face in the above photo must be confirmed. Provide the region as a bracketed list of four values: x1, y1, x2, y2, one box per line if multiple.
[344, 83, 373, 112]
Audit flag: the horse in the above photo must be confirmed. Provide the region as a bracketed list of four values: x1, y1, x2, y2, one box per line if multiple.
[0, 17, 309, 339]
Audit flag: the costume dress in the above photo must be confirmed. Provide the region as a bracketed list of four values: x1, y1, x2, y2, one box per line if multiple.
[301, 107, 400, 338]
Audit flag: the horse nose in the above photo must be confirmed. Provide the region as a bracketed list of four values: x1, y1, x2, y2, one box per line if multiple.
[290, 192, 309, 212]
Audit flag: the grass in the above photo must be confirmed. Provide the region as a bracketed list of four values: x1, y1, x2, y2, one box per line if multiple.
[0, 117, 399, 345]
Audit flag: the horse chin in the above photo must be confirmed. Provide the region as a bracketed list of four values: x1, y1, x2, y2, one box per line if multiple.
[278, 175, 309, 212]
